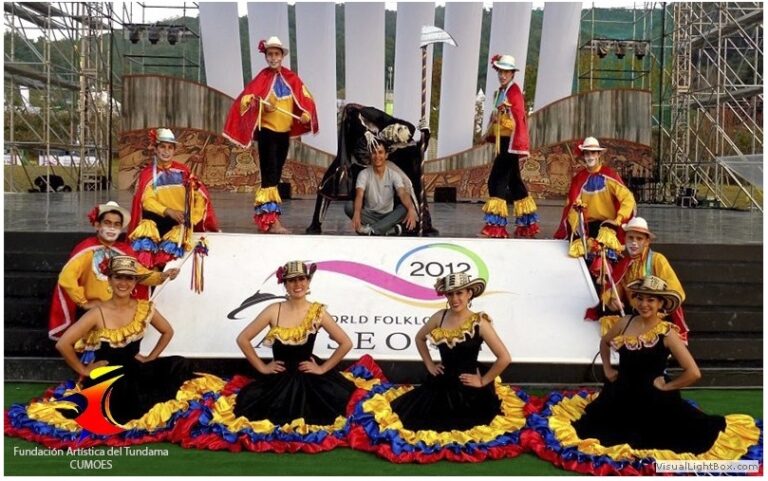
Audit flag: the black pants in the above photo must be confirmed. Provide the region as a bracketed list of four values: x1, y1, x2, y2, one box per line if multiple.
[257, 128, 290, 188]
[142, 210, 176, 238]
[487, 136, 529, 203]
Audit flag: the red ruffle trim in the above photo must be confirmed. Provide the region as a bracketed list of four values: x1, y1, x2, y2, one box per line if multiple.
[135, 251, 155, 269]
[253, 212, 279, 232]
[481, 225, 509, 238]
[153, 251, 177, 267]
[514, 223, 540, 238]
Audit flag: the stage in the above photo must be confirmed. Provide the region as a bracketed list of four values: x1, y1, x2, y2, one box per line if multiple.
[3, 191, 763, 243]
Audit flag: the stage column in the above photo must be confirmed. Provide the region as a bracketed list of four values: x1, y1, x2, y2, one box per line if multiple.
[295, 2, 337, 154]
[345, 3, 385, 109]
[199, 2, 244, 98]
[436, 2, 483, 158]
[533, 2, 582, 111]
[482, 2, 533, 130]
[247, 2, 291, 72]
[393, 2, 435, 127]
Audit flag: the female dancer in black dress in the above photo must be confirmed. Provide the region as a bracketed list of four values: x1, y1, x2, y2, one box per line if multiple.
[6, 256, 223, 447]
[349, 272, 531, 463]
[181, 260, 381, 453]
[526, 275, 762, 475]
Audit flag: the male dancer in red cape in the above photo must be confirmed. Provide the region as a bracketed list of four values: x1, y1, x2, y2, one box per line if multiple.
[128, 128, 219, 270]
[49, 201, 179, 340]
[223, 36, 318, 234]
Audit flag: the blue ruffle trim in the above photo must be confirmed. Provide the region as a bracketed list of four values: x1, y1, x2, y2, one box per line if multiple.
[158, 240, 185, 259]
[253, 202, 281, 215]
[349, 381, 524, 456]
[515, 212, 540, 227]
[131, 238, 158, 253]
[483, 213, 508, 227]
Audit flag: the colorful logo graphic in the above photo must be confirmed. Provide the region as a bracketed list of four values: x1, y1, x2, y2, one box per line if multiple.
[228, 243, 491, 316]
[58, 365, 126, 435]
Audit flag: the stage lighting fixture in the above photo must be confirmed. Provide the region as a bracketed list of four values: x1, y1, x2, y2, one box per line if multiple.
[615, 41, 626, 59]
[635, 41, 648, 60]
[128, 26, 140, 44]
[167, 26, 180, 45]
[148, 25, 160, 45]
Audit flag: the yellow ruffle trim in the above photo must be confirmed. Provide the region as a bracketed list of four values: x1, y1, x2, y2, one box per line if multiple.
[129, 218, 161, 242]
[75, 300, 153, 352]
[513, 195, 537, 217]
[568, 238, 588, 258]
[428, 312, 490, 349]
[254, 186, 282, 206]
[210, 393, 347, 435]
[362, 378, 526, 447]
[600, 315, 622, 337]
[340, 371, 382, 391]
[482, 197, 509, 218]
[263, 303, 324, 347]
[549, 394, 761, 461]
[161, 224, 192, 253]
[596, 226, 623, 252]
[611, 321, 678, 351]
[25, 373, 226, 433]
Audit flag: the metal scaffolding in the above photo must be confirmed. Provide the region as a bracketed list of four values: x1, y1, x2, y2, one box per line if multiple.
[4, 2, 201, 193]
[664, 2, 763, 210]
[4, 2, 117, 192]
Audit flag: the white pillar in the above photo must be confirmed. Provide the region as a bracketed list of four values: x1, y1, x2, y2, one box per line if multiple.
[295, 2, 337, 154]
[393, 2, 435, 126]
[247, 2, 291, 73]
[199, 2, 244, 98]
[533, 2, 583, 111]
[436, 2, 483, 157]
[344, 3, 385, 109]
[482, 2, 533, 130]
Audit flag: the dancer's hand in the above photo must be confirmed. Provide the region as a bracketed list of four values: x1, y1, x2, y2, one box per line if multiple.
[351, 213, 362, 232]
[82, 360, 109, 377]
[404, 208, 417, 231]
[608, 296, 624, 313]
[603, 366, 618, 382]
[300, 112, 311, 125]
[298, 358, 325, 375]
[426, 362, 444, 376]
[164, 208, 185, 224]
[653, 376, 668, 391]
[163, 268, 180, 281]
[135, 354, 152, 363]
[459, 369, 484, 388]
[260, 360, 285, 375]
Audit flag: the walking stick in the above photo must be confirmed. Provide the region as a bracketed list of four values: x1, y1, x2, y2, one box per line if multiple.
[417, 26, 456, 236]
[601, 248, 626, 317]
[150, 249, 195, 301]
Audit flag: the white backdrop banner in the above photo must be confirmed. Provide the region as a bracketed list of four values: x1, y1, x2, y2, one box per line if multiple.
[345, 2, 385, 109]
[533, 2, 582, 111]
[146, 234, 600, 364]
[247, 2, 291, 72]
[199, 2, 244, 98]
[393, 2, 435, 127]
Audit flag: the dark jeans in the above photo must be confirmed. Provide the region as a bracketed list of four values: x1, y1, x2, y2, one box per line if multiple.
[488, 136, 529, 203]
[344, 202, 406, 235]
[257, 128, 290, 188]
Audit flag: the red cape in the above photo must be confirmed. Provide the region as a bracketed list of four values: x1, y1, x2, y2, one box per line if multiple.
[554, 165, 631, 239]
[128, 160, 220, 234]
[223, 67, 319, 149]
[486, 83, 529, 155]
[48, 237, 145, 340]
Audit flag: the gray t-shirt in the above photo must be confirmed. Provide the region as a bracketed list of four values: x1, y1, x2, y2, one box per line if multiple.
[356, 163, 405, 214]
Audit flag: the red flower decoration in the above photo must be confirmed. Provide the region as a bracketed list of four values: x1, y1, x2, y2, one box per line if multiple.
[275, 266, 285, 284]
[258, 40, 267, 54]
[98, 256, 111, 277]
[490, 54, 501, 65]
[87, 206, 100, 225]
[148, 128, 158, 147]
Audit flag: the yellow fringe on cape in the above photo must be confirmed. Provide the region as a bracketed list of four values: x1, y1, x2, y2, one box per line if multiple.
[361, 378, 526, 447]
[254, 186, 282, 206]
[596, 226, 623, 252]
[548, 393, 761, 462]
[129, 219, 161, 242]
[75, 301, 153, 352]
[208, 393, 347, 435]
[482, 197, 509, 218]
[263, 303, 324, 347]
[513, 195, 537, 217]
[25, 373, 226, 433]
[568, 238, 587, 258]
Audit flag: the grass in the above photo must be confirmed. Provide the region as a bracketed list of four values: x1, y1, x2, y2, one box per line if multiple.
[4, 383, 762, 476]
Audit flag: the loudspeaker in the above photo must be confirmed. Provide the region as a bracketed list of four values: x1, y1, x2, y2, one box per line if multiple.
[433, 186, 457, 203]
[278, 182, 292, 199]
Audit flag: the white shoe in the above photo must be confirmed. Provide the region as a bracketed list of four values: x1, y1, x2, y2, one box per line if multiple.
[357, 224, 374, 235]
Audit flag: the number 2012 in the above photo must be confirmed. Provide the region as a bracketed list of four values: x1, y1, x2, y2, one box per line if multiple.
[409, 262, 471, 277]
